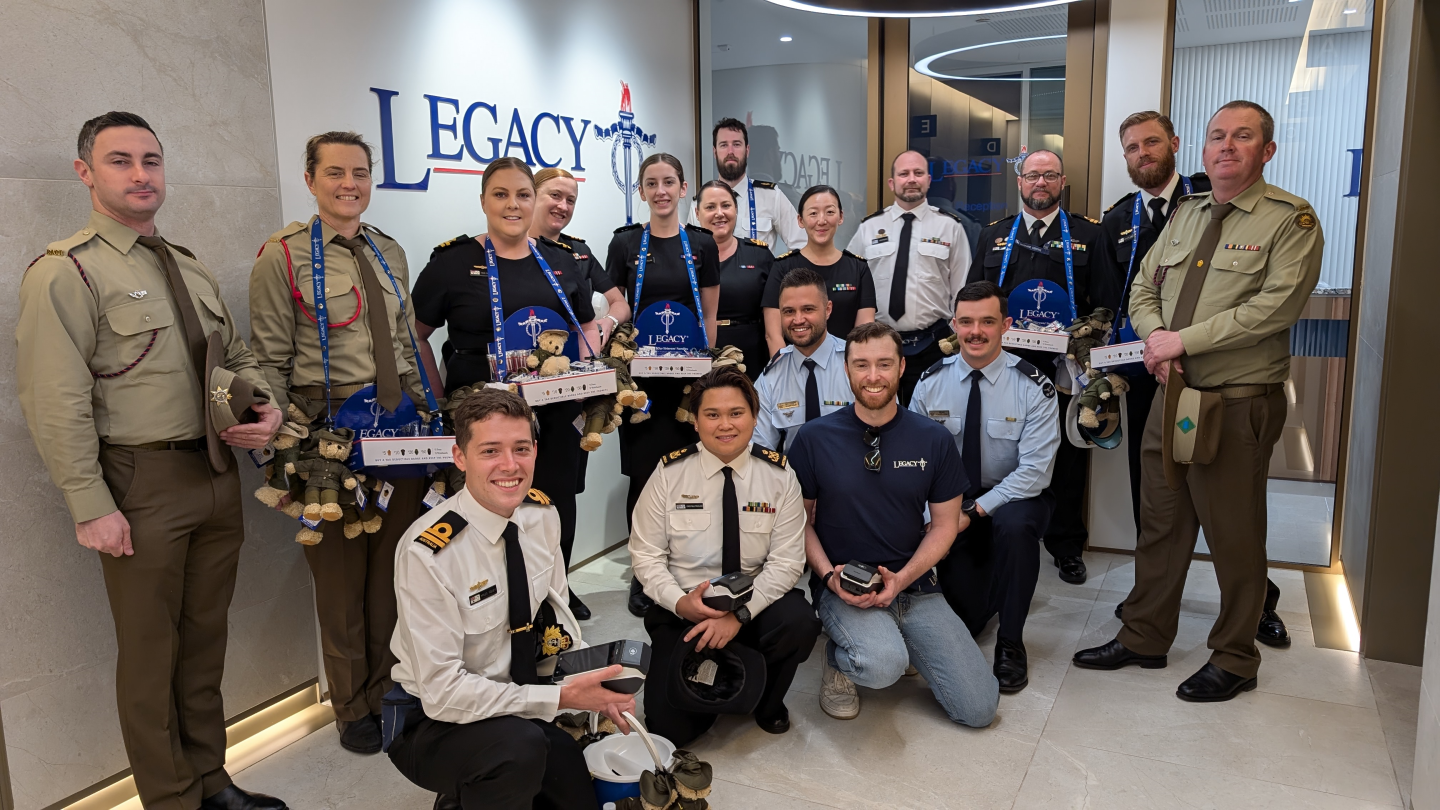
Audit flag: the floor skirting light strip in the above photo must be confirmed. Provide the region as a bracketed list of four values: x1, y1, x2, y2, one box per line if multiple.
[1305, 570, 1362, 652]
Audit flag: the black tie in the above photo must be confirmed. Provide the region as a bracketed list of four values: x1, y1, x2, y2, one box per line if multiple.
[803, 358, 820, 423]
[721, 467, 741, 575]
[889, 212, 916, 321]
[1149, 197, 1170, 233]
[503, 522, 539, 686]
[963, 369, 983, 498]
[1029, 219, 1046, 247]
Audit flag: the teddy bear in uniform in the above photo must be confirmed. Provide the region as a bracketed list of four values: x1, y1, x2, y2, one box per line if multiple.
[289, 426, 359, 523]
[526, 329, 572, 377]
[595, 322, 650, 423]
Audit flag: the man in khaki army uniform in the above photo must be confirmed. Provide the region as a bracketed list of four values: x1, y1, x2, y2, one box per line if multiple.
[16, 112, 287, 810]
[249, 131, 430, 755]
[1073, 101, 1323, 702]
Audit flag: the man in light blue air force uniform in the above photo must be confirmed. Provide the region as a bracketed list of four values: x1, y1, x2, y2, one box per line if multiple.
[755, 267, 852, 454]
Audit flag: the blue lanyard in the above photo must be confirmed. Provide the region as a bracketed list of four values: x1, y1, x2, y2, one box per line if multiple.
[360, 231, 441, 429]
[484, 238, 596, 371]
[997, 211, 1077, 322]
[747, 179, 757, 240]
[634, 225, 709, 346]
[1115, 175, 1193, 341]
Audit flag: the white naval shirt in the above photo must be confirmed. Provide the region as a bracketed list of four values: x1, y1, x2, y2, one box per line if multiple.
[689, 173, 807, 254]
[629, 442, 806, 617]
[390, 487, 581, 724]
[846, 202, 972, 332]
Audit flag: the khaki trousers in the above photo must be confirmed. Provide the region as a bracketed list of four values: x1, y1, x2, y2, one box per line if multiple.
[1117, 385, 1285, 679]
[303, 476, 424, 722]
[98, 446, 242, 810]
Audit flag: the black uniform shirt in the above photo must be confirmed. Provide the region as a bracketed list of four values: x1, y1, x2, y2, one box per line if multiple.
[605, 223, 721, 319]
[970, 212, 1113, 318]
[1098, 173, 1211, 318]
[763, 250, 877, 341]
[412, 235, 594, 391]
[561, 232, 615, 297]
[717, 238, 774, 323]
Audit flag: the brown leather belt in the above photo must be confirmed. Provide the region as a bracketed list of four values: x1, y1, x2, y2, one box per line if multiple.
[106, 438, 206, 452]
[1193, 382, 1284, 400]
[292, 383, 373, 400]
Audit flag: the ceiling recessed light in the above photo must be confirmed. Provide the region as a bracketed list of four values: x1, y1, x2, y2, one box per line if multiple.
[780, 35, 794, 41]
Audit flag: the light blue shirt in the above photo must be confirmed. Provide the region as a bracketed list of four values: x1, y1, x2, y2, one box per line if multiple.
[909, 350, 1060, 516]
[755, 333, 852, 454]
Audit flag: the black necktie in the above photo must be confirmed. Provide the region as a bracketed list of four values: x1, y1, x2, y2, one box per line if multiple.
[721, 467, 741, 575]
[337, 235, 404, 412]
[503, 522, 539, 686]
[1029, 219, 1046, 247]
[803, 358, 820, 423]
[1149, 197, 1170, 233]
[963, 369, 983, 498]
[889, 212, 916, 321]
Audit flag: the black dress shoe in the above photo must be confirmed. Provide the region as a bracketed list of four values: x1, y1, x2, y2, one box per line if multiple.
[628, 577, 654, 618]
[1176, 662, 1257, 702]
[433, 794, 461, 810]
[994, 638, 1028, 694]
[755, 706, 790, 734]
[201, 785, 288, 810]
[1072, 639, 1167, 670]
[1113, 601, 1123, 620]
[338, 714, 381, 754]
[569, 591, 593, 620]
[1054, 556, 1087, 584]
[1256, 609, 1290, 647]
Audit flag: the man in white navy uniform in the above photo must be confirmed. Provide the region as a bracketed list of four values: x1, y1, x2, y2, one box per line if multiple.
[689, 117, 806, 253]
[847, 150, 972, 406]
[909, 281, 1060, 695]
[387, 389, 635, 810]
[755, 267, 852, 454]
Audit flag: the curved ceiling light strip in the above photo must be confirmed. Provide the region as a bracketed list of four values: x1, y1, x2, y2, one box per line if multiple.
[914, 34, 1067, 80]
[763, 0, 1078, 18]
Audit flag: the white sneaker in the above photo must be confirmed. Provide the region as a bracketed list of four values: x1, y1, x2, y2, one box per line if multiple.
[820, 656, 860, 720]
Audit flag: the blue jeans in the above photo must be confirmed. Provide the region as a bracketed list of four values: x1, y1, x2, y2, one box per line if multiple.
[818, 588, 998, 727]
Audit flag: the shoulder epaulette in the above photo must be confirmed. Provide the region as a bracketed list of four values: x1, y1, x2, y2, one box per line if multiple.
[559, 232, 590, 247]
[737, 237, 767, 248]
[433, 234, 472, 252]
[919, 356, 953, 381]
[660, 443, 698, 466]
[414, 509, 470, 554]
[1261, 185, 1311, 211]
[751, 179, 777, 189]
[751, 444, 787, 468]
[937, 209, 964, 223]
[524, 488, 552, 506]
[988, 217, 1009, 227]
[537, 234, 572, 251]
[760, 348, 789, 377]
[685, 223, 713, 236]
[614, 222, 643, 234]
[841, 249, 865, 262]
[1104, 191, 1137, 215]
[47, 228, 100, 255]
[775, 249, 800, 261]
[860, 209, 885, 223]
[1176, 191, 1208, 205]
[362, 223, 395, 241]
[1014, 358, 1056, 399]
[268, 221, 309, 244]
[1083, 215, 1101, 225]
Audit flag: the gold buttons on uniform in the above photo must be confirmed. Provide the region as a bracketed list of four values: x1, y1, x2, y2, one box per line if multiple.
[1197, 260, 1205, 267]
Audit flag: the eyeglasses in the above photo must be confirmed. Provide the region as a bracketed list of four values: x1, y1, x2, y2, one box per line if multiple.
[863, 427, 881, 473]
[1020, 171, 1062, 184]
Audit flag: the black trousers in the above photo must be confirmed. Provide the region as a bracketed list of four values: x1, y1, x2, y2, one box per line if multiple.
[717, 321, 767, 383]
[642, 589, 820, 747]
[1043, 391, 1090, 560]
[388, 714, 598, 810]
[899, 339, 947, 408]
[533, 399, 584, 567]
[940, 492, 1055, 643]
[1123, 371, 1161, 534]
[619, 378, 697, 528]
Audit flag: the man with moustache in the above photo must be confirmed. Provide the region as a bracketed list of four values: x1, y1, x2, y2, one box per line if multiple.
[755, 267, 852, 454]
[909, 281, 1060, 694]
[1099, 111, 1289, 646]
[847, 151, 972, 406]
[1074, 101, 1322, 702]
[689, 117, 805, 252]
[971, 150, 1111, 586]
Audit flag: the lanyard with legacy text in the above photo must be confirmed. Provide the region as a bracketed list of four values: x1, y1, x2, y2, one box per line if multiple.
[634, 225, 709, 346]
[997, 210, 1077, 322]
[485, 238, 596, 364]
[1117, 174, 1194, 323]
[309, 218, 335, 426]
[360, 230, 441, 429]
[747, 179, 757, 240]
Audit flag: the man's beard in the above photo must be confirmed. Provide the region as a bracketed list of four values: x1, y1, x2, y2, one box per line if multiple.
[1022, 190, 1058, 212]
[1127, 149, 1176, 190]
[853, 379, 899, 410]
[896, 185, 925, 204]
[718, 155, 747, 183]
[787, 322, 823, 350]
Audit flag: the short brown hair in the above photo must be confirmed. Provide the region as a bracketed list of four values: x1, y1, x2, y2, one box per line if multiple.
[844, 321, 903, 361]
[304, 131, 373, 178]
[688, 367, 758, 417]
[1118, 110, 1175, 141]
[78, 111, 161, 164]
[453, 388, 537, 449]
[1211, 100, 1275, 144]
[482, 156, 535, 195]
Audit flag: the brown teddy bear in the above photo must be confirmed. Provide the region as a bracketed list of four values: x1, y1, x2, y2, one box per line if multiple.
[1076, 371, 1130, 428]
[594, 322, 649, 424]
[289, 427, 359, 523]
[579, 394, 624, 452]
[676, 345, 746, 424]
[254, 416, 311, 516]
[1064, 307, 1114, 371]
[526, 329, 572, 377]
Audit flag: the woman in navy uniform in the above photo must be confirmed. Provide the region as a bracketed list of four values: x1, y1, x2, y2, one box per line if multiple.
[412, 156, 598, 619]
[695, 179, 773, 381]
[763, 184, 875, 355]
[605, 153, 721, 615]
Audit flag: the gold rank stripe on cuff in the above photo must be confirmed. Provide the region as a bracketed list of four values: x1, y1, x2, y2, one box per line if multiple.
[415, 510, 469, 553]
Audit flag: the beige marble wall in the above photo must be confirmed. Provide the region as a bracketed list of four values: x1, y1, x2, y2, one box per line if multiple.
[0, 2, 318, 809]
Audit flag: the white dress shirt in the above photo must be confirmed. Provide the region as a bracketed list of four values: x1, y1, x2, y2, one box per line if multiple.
[1140, 172, 1182, 224]
[689, 172, 807, 254]
[391, 487, 581, 724]
[629, 442, 806, 616]
[846, 202, 972, 332]
[1020, 207, 1060, 236]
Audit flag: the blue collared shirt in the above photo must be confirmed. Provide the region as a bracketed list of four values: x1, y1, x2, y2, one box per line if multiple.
[755, 333, 852, 454]
[908, 350, 1060, 516]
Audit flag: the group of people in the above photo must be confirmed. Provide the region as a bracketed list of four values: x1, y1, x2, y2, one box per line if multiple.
[14, 97, 1321, 810]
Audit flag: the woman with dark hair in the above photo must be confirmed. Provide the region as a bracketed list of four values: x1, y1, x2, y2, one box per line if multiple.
[411, 156, 599, 619]
[762, 184, 875, 355]
[695, 179, 773, 380]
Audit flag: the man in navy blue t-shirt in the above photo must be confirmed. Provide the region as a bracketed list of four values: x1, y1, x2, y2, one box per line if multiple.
[789, 322, 999, 726]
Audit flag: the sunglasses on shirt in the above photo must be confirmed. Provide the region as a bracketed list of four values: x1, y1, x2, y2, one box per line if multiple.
[863, 427, 881, 473]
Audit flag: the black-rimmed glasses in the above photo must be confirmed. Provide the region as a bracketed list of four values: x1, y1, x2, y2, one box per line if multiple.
[863, 427, 881, 472]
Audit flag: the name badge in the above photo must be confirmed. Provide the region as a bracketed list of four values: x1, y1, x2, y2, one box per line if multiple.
[469, 584, 498, 605]
[777, 400, 800, 411]
[928, 410, 951, 420]
[675, 503, 704, 510]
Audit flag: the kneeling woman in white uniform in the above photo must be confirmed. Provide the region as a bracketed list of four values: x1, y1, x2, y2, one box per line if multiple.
[629, 367, 821, 745]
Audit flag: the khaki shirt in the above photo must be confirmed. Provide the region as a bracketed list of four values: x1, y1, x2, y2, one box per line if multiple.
[249, 216, 424, 414]
[1129, 178, 1324, 388]
[16, 210, 270, 523]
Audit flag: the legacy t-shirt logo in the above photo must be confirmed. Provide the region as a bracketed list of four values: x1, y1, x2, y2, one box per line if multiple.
[894, 458, 928, 470]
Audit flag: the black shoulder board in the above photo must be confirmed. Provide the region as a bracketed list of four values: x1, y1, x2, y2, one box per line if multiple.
[614, 222, 643, 234]
[1015, 359, 1055, 399]
[414, 510, 470, 553]
[737, 236, 767, 248]
[1104, 192, 1136, 215]
[776, 250, 799, 261]
[937, 209, 964, 223]
[752, 444, 788, 468]
[560, 232, 590, 247]
[1084, 215, 1101, 225]
[537, 234, 571, 251]
[860, 209, 885, 223]
[167, 241, 197, 260]
[433, 234, 472, 252]
[919, 358, 947, 381]
[841, 248, 866, 262]
[685, 223, 713, 236]
[363, 223, 395, 241]
[761, 351, 785, 377]
[660, 443, 698, 466]
[988, 217, 1006, 227]
[752, 179, 777, 189]
[524, 488, 551, 506]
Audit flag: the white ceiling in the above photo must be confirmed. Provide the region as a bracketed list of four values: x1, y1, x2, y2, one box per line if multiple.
[707, 0, 868, 71]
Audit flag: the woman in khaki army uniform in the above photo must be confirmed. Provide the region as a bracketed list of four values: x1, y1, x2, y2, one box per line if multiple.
[248, 131, 431, 755]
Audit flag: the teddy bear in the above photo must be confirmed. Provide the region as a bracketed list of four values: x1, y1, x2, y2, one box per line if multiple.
[1076, 371, 1130, 429]
[594, 322, 650, 423]
[289, 427, 359, 523]
[1064, 307, 1114, 371]
[253, 414, 311, 517]
[675, 345, 746, 424]
[579, 394, 624, 452]
[526, 329, 572, 377]
[938, 332, 962, 356]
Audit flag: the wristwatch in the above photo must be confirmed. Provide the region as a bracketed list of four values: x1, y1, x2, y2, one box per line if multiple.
[604, 314, 621, 329]
[734, 605, 753, 625]
[961, 498, 980, 518]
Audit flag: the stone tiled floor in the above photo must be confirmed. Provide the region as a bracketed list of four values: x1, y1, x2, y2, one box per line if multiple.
[233, 550, 1421, 809]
